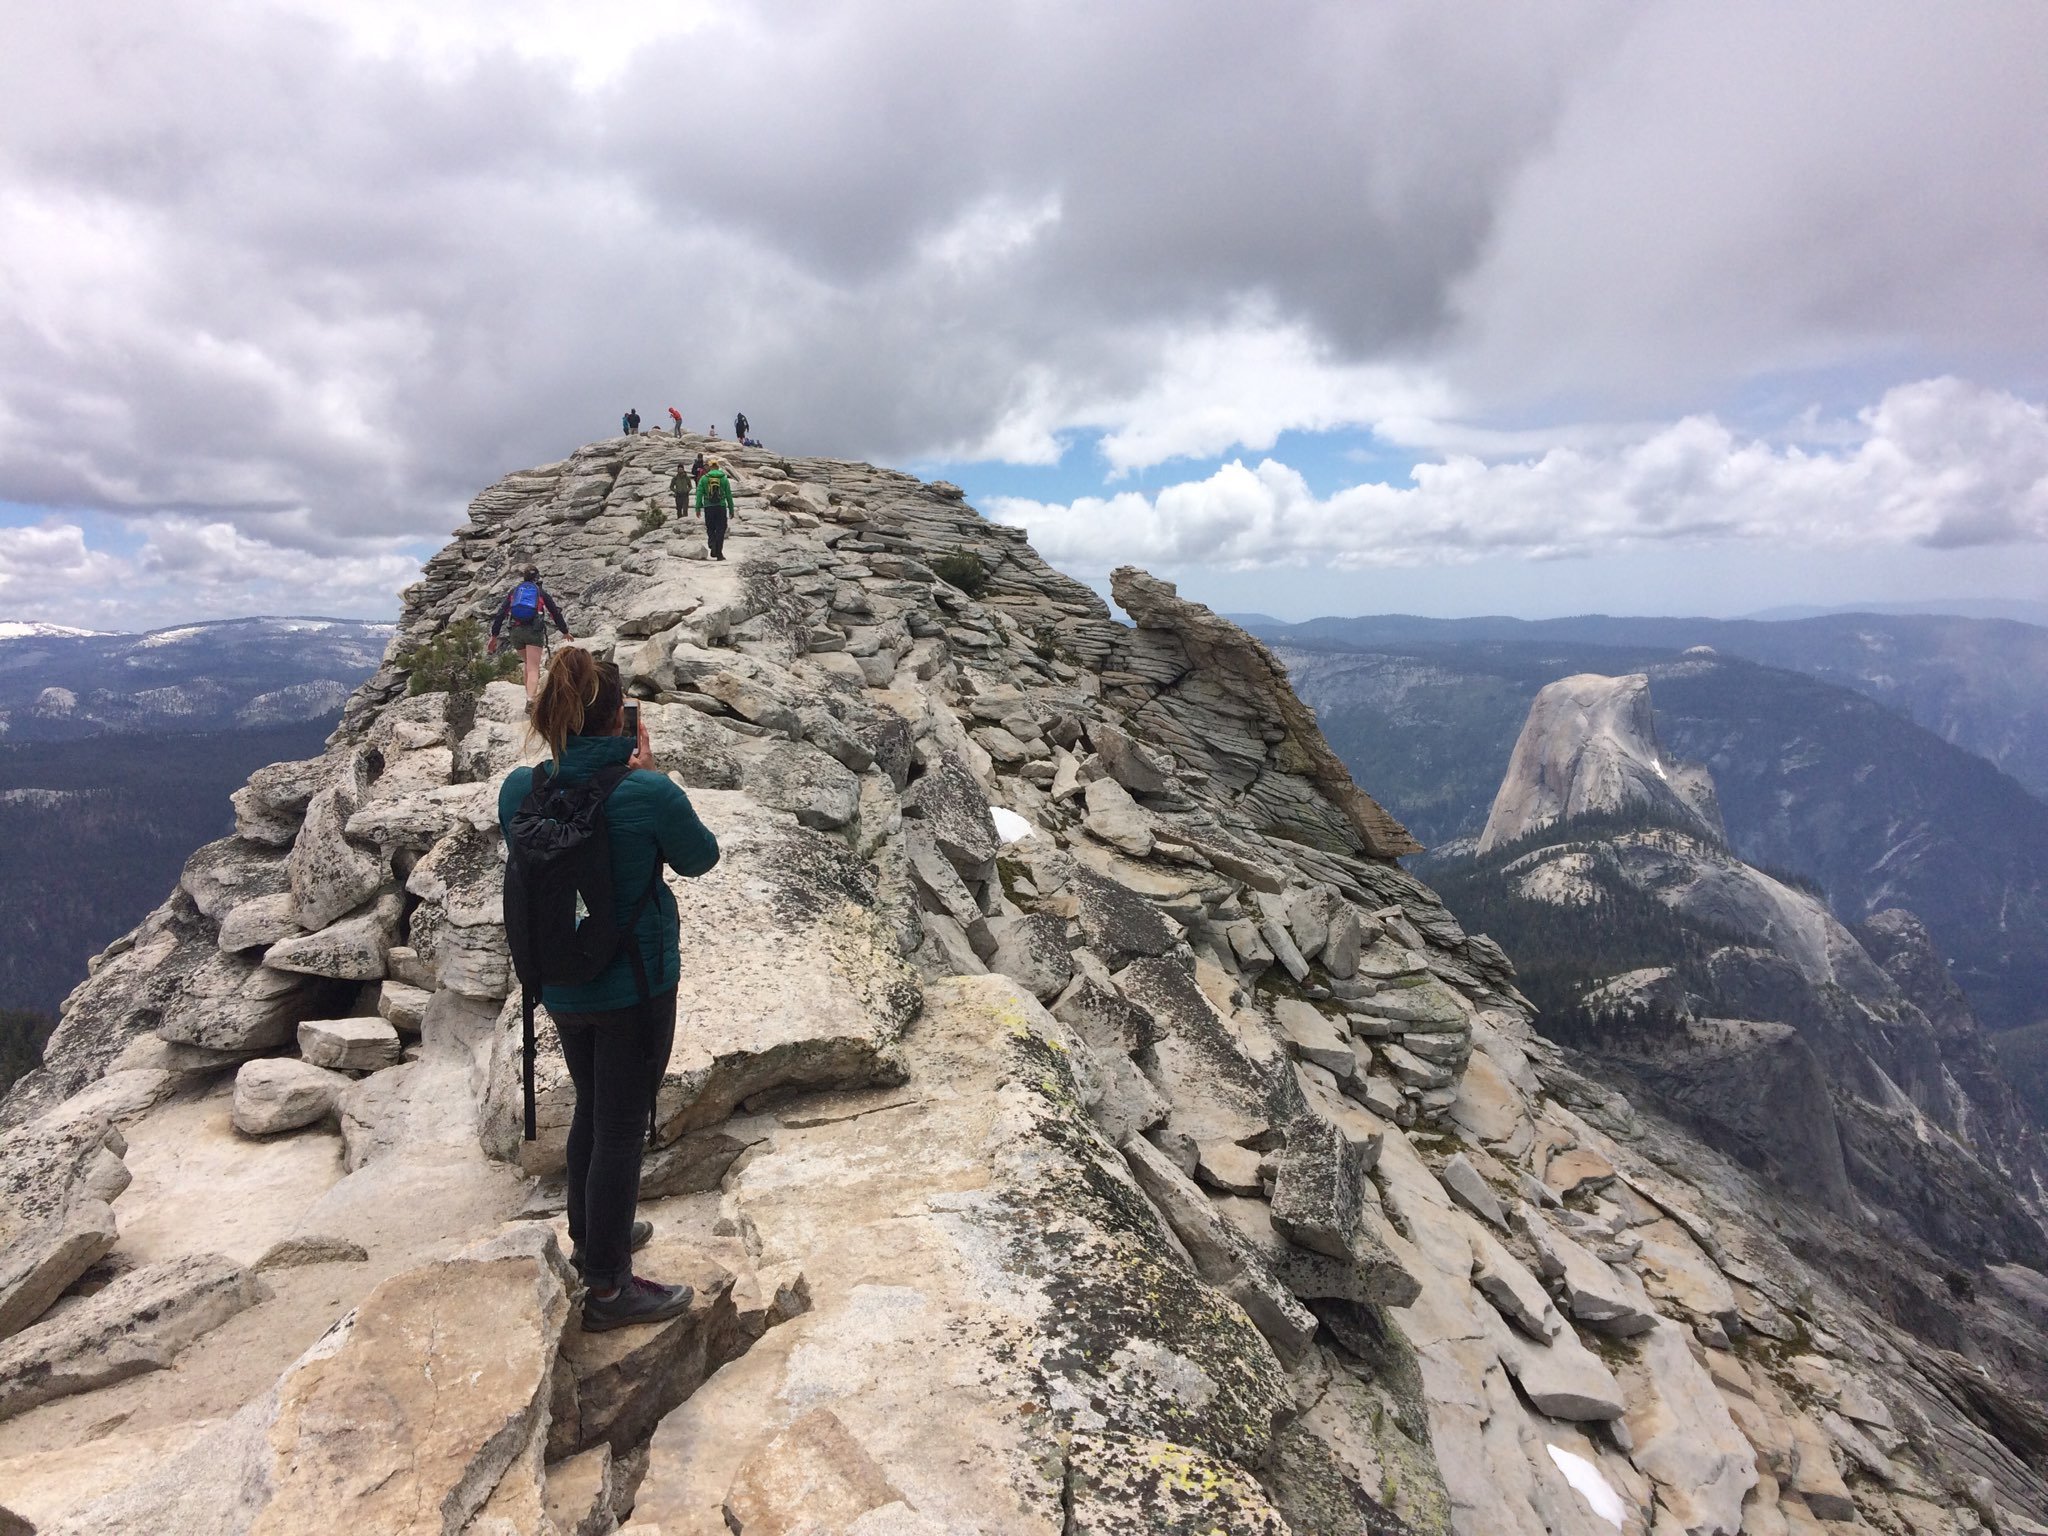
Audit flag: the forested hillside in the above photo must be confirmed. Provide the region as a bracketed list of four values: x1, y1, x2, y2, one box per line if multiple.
[0, 717, 341, 1021]
[1280, 640, 2048, 1030]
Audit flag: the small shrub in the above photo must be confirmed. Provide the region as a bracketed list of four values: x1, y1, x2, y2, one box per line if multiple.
[396, 616, 520, 697]
[634, 502, 668, 540]
[931, 549, 989, 597]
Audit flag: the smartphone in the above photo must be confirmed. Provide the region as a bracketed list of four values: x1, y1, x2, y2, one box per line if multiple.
[623, 703, 640, 737]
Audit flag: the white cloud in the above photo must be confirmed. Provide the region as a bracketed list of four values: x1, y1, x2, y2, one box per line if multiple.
[0, 517, 420, 631]
[988, 379, 2048, 572]
[2, 0, 2045, 613]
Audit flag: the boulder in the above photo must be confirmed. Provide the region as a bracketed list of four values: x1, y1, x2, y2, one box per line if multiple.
[1269, 1115, 1369, 1260]
[180, 837, 291, 923]
[1068, 866, 1179, 966]
[1482, 1306, 1625, 1423]
[0, 1116, 125, 1340]
[645, 793, 922, 1138]
[1515, 1204, 1658, 1336]
[54, 1226, 577, 1534]
[1349, 976, 1468, 1033]
[0, 1253, 258, 1421]
[376, 979, 432, 1034]
[1270, 998, 1355, 1078]
[344, 780, 497, 850]
[902, 823, 994, 957]
[1193, 1139, 1265, 1197]
[262, 891, 402, 981]
[1438, 1152, 1508, 1229]
[287, 780, 389, 932]
[987, 913, 1074, 1003]
[1322, 906, 1364, 979]
[231, 754, 327, 845]
[232, 1057, 351, 1135]
[1081, 776, 1155, 857]
[154, 952, 323, 1053]
[1121, 1133, 1317, 1363]
[900, 749, 998, 869]
[1050, 974, 1172, 1143]
[1114, 955, 1283, 1150]
[799, 706, 878, 773]
[743, 739, 861, 831]
[1468, 1225, 1563, 1342]
[297, 1016, 403, 1073]
[1086, 719, 1176, 795]
[216, 892, 302, 953]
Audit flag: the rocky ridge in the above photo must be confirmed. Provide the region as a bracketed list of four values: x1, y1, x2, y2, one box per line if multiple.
[0, 433, 2043, 1533]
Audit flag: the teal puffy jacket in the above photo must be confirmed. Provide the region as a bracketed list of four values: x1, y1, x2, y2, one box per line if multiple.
[497, 734, 720, 1012]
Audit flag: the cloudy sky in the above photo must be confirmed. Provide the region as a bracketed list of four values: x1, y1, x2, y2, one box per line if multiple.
[3, 0, 2046, 630]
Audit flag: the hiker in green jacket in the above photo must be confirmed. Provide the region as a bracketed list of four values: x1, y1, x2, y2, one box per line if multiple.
[497, 647, 719, 1330]
[695, 458, 737, 560]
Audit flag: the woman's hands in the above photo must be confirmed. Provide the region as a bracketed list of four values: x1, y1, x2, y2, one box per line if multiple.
[627, 714, 655, 771]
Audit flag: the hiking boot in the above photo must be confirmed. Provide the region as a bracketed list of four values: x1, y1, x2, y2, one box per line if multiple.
[569, 1219, 651, 1275]
[581, 1274, 695, 1332]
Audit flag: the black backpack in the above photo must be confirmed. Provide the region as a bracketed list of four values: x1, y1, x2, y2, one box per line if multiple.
[503, 762, 663, 1140]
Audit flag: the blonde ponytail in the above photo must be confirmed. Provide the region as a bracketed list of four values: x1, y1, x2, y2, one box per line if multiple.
[529, 647, 622, 761]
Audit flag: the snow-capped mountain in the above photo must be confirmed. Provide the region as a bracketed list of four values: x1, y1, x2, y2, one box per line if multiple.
[0, 616, 393, 740]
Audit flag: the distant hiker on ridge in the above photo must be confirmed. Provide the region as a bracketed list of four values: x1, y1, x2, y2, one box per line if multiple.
[670, 458, 695, 520]
[733, 411, 749, 443]
[488, 563, 572, 704]
[696, 456, 737, 560]
[622, 408, 641, 435]
[500, 647, 719, 1332]
[667, 406, 682, 437]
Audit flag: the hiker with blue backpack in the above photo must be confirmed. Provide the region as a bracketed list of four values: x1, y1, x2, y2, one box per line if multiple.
[500, 647, 720, 1330]
[487, 564, 573, 705]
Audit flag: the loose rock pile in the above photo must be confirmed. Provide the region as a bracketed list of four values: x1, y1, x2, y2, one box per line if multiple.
[0, 431, 2044, 1533]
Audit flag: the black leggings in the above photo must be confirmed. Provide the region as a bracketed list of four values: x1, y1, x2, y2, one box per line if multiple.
[552, 989, 678, 1290]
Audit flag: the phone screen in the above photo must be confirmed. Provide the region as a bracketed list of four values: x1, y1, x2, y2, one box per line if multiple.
[623, 703, 640, 737]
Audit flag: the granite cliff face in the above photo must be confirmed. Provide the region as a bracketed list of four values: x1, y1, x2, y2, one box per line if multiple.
[1479, 672, 1723, 854]
[1, 437, 2046, 1534]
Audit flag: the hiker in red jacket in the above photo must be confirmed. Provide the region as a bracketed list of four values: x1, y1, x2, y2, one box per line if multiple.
[667, 406, 682, 437]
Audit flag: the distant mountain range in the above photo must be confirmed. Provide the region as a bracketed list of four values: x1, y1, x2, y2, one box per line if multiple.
[1241, 609, 2048, 800]
[0, 616, 393, 742]
[1271, 635, 2048, 1033]
[1429, 669, 2047, 1264]
[0, 617, 389, 1023]
[1741, 598, 2048, 625]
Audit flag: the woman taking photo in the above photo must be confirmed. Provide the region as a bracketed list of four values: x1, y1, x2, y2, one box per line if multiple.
[498, 648, 718, 1329]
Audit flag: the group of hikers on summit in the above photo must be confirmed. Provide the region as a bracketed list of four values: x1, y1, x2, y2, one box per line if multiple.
[623, 408, 760, 447]
[477, 420, 761, 1328]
